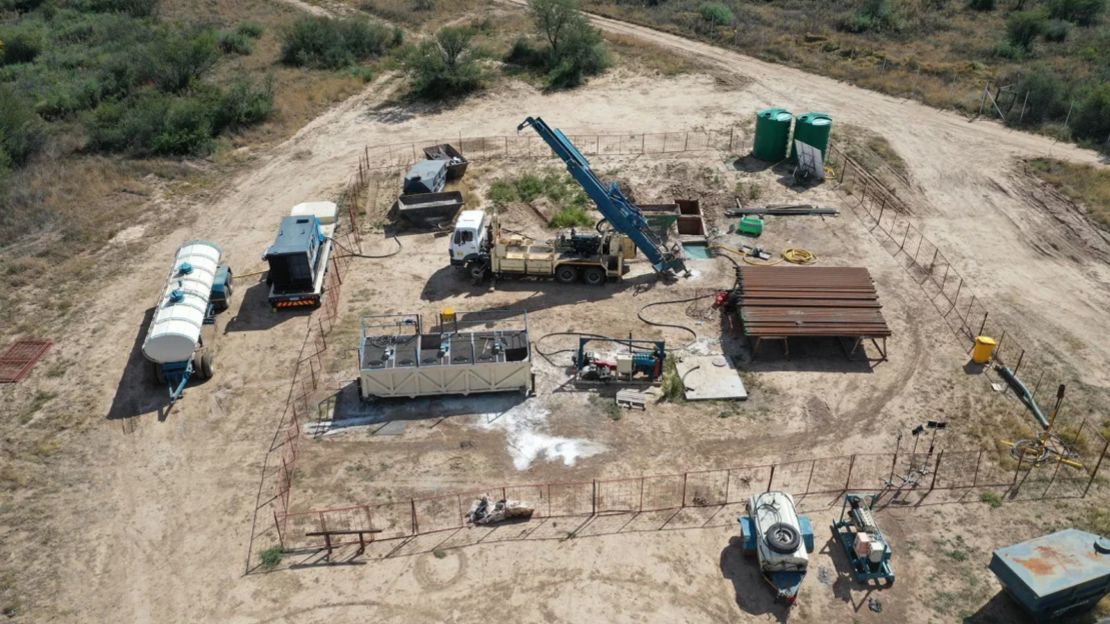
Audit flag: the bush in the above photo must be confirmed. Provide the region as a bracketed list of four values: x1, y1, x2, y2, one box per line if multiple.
[0, 85, 43, 166]
[1072, 83, 1110, 142]
[840, 0, 903, 33]
[549, 205, 592, 227]
[211, 76, 275, 132]
[0, 25, 45, 65]
[968, 0, 995, 11]
[150, 29, 221, 92]
[236, 21, 265, 38]
[260, 546, 283, 569]
[992, 40, 1027, 58]
[1011, 65, 1070, 124]
[152, 96, 215, 155]
[699, 2, 734, 25]
[403, 26, 483, 98]
[1042, 18, 1071, 41]
[1046, 0, 1105, 25]
[70, 0, 160, 17]
[281, 16, 396, 69]
[525, 0, 610, 88]
[1006, 10, 1046, 50]
[219, 31, 254, 55]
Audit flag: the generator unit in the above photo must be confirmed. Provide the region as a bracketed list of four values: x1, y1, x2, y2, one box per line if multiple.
[403, 159, 449, 195]
[576, 337, 665, 383]
[831, 493, 895, 586]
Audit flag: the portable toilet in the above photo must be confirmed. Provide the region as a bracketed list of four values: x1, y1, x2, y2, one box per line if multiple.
[403, 160, 449, 195]
[752, 108, 793, 162]
[790, 113, 833, 162]
[989, 529, 1110, 623]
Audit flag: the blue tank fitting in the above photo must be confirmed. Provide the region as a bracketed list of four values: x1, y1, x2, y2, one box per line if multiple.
[169, 289, 185, 304]
[178, 262, 193, 275]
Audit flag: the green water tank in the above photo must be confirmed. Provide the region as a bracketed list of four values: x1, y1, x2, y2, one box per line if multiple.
[752, 107, 793, 162]
[790, 112, 833, 162]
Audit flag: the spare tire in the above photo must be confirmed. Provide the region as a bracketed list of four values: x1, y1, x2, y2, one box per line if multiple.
[765, 522, 801, 554]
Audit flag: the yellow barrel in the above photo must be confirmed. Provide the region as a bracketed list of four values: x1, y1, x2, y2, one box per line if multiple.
[972, 336, 997, 364]
[440, 307, 456, 325]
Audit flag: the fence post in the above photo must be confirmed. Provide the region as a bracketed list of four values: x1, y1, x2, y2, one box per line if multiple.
[1010, 452, 1025, 495]
[273, 509, 285, 550]
[1013, 349, 1025, 375]
[929, 452, 943, 491]
[681, 473, 688, 507]
[1042, 453, 1064, 499]
[639, 477, 645, 512]
[729, 127, 735, 152]
[804, 460, 816, 495]
[900, 223, 910, 250]
[844, 455, 856, 490]
[592, 480, 598, 515]
[977, 312, 988, 337]
[972, 449, 983, 486]
[1082, 437, 1109, 498]
[766, 465, 775, 493]
[411, 498, 419, 535]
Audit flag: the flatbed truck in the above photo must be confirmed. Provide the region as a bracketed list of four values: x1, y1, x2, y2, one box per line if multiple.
[264, 201, 337, 310]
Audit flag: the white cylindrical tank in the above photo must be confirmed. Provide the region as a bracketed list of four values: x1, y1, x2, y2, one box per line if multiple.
[142, 240, 222, 364]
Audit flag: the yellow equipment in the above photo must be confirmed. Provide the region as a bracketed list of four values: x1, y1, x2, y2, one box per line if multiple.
[972, 336, 997, 364]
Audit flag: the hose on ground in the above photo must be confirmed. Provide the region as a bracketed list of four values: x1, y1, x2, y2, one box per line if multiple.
[637, 293, 716, 350]
[783, 248, 817, 265]
[331, 235, 402, 259]
[534, 331, 658, 368]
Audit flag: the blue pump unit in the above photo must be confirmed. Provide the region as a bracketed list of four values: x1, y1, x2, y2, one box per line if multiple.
[517, 117, 688, 276]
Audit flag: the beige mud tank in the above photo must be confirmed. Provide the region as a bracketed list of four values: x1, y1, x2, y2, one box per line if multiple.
[357, 310, 533, 399]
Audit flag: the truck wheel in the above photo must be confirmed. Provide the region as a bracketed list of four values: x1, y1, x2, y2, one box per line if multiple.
[201, 352, 214, 379]
[192, 352, 206, 380]
[765, 522, 801, 554]
[153, 362, 166, 384]
[555, 266, 578, 284]
[468, 263, 487, 282]
[582, 267, 605, 285]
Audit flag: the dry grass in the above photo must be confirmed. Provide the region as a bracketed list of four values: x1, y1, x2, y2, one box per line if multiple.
[606, 33, 701, 77]
[1025, 158, 1110, 231]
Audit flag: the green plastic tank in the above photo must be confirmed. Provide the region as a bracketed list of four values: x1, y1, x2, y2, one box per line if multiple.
[752, 108, 793, 162]
[790, 112, 833, 162]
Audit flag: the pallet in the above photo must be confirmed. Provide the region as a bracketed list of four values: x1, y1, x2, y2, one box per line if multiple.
[615, 389, 649, 410]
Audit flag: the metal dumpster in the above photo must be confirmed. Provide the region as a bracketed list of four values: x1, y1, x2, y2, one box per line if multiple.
[423, 143, 468, 180]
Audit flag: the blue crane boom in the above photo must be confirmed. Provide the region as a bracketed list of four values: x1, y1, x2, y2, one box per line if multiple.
[517, 116, 688, 275]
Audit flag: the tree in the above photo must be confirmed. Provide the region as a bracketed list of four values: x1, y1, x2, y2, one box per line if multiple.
[1006, 10, 1046, 51]
[1072, 84, 1110, 142]
[530, 0, 581, 62]
[1046, 0, 1105, 25]
[403, 26, 483, 98]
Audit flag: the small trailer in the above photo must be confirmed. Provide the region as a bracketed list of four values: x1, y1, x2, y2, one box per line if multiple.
[422, 143, 468, 180]
[264, 201, 337, 310]
[142, 241, 233, 403]
[831, 493, 894, 586]
[738, 491, 815, 605]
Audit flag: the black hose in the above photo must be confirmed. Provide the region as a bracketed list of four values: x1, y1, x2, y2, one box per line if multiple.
[636, 294, 715, 349]
[331, 235, 402, 259]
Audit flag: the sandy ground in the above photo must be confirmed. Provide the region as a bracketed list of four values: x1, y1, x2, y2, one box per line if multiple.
[1, 4, 1108, 623]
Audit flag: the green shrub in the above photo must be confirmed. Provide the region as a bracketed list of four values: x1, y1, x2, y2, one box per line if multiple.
[980, 491, 1003, 508]
[0, 25, 45, 65]
[1046, 0, 1105, 25]
[70, 0, 160, 17]
[236, 21, 265, 38]
[152, 96, 215, 155]
[1072, 83, 1110, 142]
[549, 206, 593, 227]
[699, 2, 734, 25]
[1042, 18, 1071, 41]
[992, 40, 1027, 59]
[281, 16, 396, 69]
[402, 26, 484, 99]
[840, 0, 903, 32]
[968, 0, 995, 11]
[0, 85, 44, 166]
[487, 179, 517, 206]
[219, 30, 254, 55]
[1011, 65, 1070, 124]
[150, 29, 221, 92]
[260, 546, 283, 569]
[414, 0, 435, 9]
[211, 76, 275, 132]
[1006, 10, 1046, 51]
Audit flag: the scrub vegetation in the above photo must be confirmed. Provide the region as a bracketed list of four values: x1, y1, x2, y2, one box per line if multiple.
[583, 0, 1110, 149]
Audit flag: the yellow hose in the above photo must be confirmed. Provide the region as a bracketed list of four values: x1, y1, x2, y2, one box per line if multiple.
[782, 248, 817, 265]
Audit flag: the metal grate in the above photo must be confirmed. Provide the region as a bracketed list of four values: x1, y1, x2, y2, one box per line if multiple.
[0, 339, 53, 383]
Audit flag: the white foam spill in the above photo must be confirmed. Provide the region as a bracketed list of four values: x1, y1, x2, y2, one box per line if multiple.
[476, 400, 605, 471]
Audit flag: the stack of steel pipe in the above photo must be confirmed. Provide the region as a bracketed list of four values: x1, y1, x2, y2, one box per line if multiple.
[737, 266, 891, 337]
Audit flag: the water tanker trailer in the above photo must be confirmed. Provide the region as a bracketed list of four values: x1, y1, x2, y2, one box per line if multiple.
[142, 241, 233, 403]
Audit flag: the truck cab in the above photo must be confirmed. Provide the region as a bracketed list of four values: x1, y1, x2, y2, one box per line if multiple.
[450, 209, 488, 267]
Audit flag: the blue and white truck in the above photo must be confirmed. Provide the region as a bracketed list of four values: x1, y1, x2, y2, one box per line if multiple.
[142, 241, 232, 403]
[264, 201, 337, 310]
